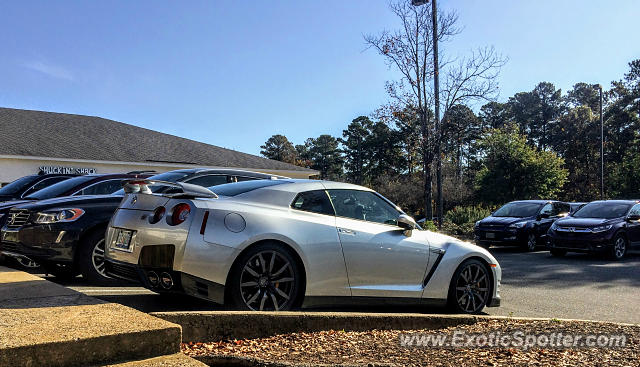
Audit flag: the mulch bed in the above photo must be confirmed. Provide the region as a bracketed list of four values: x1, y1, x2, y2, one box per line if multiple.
[181, 319, 639, 366]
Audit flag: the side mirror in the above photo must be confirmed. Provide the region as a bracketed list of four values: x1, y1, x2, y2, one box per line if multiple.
[537, 213, 550, 221]
[626, 214, 640, 222]
[398, 214, 417, 230]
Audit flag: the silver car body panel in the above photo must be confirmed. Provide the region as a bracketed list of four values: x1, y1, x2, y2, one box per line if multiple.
[105, 179, 501, 307]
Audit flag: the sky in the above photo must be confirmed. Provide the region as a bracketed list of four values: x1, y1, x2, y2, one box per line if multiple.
[1, 0, 638, 156]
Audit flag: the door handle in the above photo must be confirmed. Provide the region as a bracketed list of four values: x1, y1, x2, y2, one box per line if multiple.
[337, 227, 356, 235]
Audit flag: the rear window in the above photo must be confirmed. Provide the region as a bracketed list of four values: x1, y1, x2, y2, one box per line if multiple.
[210, 180, 290, 197]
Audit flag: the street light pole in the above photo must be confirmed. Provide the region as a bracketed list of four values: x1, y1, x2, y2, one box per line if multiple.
[431, 0, 443, 228]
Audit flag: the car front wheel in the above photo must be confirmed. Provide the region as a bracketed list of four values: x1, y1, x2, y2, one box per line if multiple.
[609, 233, 627, 260]
[228, 243, 303, 311]
[78, 230, 113, 284]
[448, 259, 491, 314]
[524, 232, 537, 252]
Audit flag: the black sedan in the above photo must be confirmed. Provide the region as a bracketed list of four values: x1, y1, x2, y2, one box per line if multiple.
[0, 168, 285, 283]
[474, 200, 571, 251]
[547, 200, 640, 260]
[0, 173, 76, 202]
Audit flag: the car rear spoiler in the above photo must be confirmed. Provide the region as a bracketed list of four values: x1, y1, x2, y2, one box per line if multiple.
[122, 179, 218, 199]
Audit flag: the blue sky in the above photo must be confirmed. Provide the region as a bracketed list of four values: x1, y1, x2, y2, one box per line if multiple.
[1, 1, 637, 156]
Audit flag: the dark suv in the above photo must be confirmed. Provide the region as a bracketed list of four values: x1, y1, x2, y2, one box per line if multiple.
[474, 200, 571, 251]
[0, 173, 77, 202]
[0, 169, 286, 284]
[547, 200, 640, 260]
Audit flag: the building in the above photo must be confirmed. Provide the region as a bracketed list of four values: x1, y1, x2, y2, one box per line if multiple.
[0, 107, 316, 184]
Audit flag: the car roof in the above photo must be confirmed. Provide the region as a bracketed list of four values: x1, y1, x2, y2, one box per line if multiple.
[167, 168, 289, 179]
[584, 200, 639, 205]
[508, 200, 558, 204]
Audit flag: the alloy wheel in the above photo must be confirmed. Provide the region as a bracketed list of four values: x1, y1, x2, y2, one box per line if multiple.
[454, 263, 490, 313]
[91, 239, 107, 276]
[239, 250, 296, 311]
[527, 233, 536, 251]
[614, 236, 626, 259]
[16, 257, 40, 269]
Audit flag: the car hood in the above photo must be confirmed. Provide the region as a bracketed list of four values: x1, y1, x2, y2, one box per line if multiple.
[555, 217, 619, 227]
[0, 200, 33, 214]
[12, 195, 123, 211]
[479, 216, 532, 226]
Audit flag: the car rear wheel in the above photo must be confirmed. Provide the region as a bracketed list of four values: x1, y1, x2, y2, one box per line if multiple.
[78, 230, 113, 285]
[609, 233, 627, 260]
[228, 243, 303, 311]
[448, 259, 491, 314]
[524, 233, 537, 252]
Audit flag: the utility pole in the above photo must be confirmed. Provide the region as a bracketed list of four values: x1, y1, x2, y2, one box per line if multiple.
[599, 84, 604, 200]
[431, 0, 443, 227]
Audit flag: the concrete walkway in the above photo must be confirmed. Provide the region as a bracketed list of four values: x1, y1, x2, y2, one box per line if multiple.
[0, 266, 203, 367]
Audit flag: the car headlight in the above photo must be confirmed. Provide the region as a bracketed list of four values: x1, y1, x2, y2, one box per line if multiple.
[474, 220, 481, 228]
[34, 208, 85, 224]
[508, 222, 527, 229]
[551, 222, 558, 231]
[591, 225, 612, 233]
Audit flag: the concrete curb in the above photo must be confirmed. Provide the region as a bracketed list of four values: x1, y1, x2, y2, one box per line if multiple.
[0, 267, 182, 367]
[151, 311, 639, 343]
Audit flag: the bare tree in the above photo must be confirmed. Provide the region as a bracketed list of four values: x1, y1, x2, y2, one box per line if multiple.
[364, 0, 458, 220]
[365, 0, 506, 221]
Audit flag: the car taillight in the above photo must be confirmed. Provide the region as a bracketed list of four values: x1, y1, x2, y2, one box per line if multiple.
[170, 203, 191, 225]
[149, 206, 166, 224]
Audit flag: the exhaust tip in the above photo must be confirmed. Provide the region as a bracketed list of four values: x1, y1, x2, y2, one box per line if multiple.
[147, 271, 159, 287]
[160, 272, 174, 289]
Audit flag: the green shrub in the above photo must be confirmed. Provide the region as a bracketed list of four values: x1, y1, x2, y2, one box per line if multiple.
[421, 220, 437, 232]
[444, 205, 491, 226]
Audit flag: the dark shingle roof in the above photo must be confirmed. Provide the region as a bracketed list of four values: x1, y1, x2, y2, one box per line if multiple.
[0, 107, 314, 173]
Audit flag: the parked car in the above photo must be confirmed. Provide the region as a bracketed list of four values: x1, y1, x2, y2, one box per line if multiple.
[0, 173, 77, 202]
[474, 200, 571, 251]
[0, 173, 150, 271]
[547, 200, 640, 260]
[0, 169, 284, 283]
[105, 179, 501, 314]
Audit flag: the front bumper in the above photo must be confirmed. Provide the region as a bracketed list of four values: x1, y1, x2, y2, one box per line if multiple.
[0, 225, 81, 264]
[547, 230, 615, 252]
[474, 227, 526, 246]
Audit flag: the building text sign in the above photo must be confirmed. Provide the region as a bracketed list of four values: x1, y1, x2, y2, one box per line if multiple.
[39, 166, 97, 175]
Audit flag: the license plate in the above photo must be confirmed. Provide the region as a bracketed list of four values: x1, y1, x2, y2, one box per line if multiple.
[486, 232, 496, 239]
[112, 229, 134, 252]
[2, 230, 18, 243]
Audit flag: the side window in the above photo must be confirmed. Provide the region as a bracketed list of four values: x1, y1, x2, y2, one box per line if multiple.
[291, 190, 334, 216]
[186, 175, 230, 188]
[628, 204, 640, 217]
[22, 176, 69, 197]
[539, 203, 553, 216]
[77, 180, 124, 195]
[553, 203, 570, 216]
[328, 189, 400, 226]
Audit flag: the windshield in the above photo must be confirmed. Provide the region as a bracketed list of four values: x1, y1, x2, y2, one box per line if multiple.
[493, 202, 543, 218]
[572, 202, 633, 219]
[211, 180, 289, 197]
[0, 175, 38, 195]
[111, 171, 192, 196]
[25, 176, 96, 200]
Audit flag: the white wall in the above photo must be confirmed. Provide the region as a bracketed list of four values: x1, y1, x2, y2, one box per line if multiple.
[0, 155, 315, 184]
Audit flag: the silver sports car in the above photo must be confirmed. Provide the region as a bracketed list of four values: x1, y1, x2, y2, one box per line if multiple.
[104, 179, 501, 314]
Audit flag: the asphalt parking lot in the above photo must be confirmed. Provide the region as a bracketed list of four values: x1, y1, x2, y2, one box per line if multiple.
[22, 247, 640, 324]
